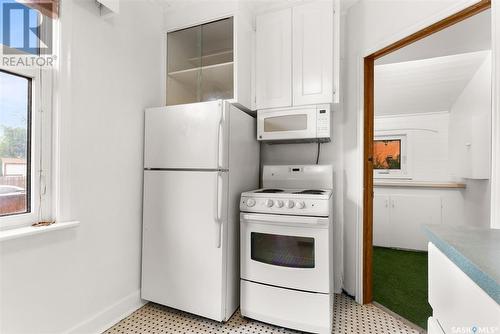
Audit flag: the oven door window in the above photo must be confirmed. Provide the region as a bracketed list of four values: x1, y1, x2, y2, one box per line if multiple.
[250, 232, 315, 268]
[263, 114, 308, 132]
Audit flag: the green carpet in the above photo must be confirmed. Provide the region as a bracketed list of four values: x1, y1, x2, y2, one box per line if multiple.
[373, 246, 432, 330]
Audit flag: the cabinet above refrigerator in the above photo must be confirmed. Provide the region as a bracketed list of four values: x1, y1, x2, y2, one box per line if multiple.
[165, 4, 253, 111]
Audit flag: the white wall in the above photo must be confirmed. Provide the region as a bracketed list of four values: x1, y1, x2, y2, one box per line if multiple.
[0, 1, 164, 333]
[343, 0, 483, 298]
[462, 180, 491, 228]
[449, 55, 492, 179]
[375, 112, 452, 182]
[449, 55, 492, 228]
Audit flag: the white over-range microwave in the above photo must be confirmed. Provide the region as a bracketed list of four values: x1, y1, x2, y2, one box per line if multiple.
[257, 105, 331, 143]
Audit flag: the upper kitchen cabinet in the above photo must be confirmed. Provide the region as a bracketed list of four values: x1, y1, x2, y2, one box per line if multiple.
[166, 18, 234, 106]
[165, 3, 253, 109]
[292, 1, 334, 106]
[256, 1, 339, 110]
[255, 8, 292, 110]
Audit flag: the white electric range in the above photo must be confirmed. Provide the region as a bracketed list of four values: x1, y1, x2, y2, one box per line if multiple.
[239, 165, 334, 334]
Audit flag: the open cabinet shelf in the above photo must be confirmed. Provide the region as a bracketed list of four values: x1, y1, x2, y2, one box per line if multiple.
[166, 17, 234, 106]
[187, 49, 234, 67]
[168, 61, 234, 76]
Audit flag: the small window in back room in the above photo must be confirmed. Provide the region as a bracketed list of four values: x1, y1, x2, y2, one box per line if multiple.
[0, 70, 32, 216]
[373, 134, 409, 178]
[374, 139, 401, 170]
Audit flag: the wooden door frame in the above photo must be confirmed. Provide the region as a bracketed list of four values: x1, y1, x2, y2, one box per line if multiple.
[362, 0, 492, 304]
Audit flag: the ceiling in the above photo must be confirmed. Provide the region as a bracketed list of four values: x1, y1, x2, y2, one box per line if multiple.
[159, 0, 309, 14]
[375, 51, 490, 116]
[159, 0, 360, 15]
[377, 9, 491, 65]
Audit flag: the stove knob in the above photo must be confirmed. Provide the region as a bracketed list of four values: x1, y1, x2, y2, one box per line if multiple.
[285, 200, 294, 208]
[296, 201, 305, 209]
[275, 200, 284, 208]
[265, 199, 274, 207]
[247, 198, 256, 207]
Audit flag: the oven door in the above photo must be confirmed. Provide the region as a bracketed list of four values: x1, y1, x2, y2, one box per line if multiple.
[257, 108, 317, 141]
[240, 213, 331, 293]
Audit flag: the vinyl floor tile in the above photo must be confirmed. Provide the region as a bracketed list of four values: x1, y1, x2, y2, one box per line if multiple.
[104, 293, 420, 334]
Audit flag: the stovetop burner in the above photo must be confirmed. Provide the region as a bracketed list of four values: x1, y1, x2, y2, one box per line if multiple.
[293, 189, 325, 195]
[255, 189, 285, 193]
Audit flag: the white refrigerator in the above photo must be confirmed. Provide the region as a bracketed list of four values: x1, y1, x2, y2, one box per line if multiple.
[141, 100, 259, 322]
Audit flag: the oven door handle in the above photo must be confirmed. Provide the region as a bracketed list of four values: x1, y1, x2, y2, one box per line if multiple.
[241, 213, 329, 227]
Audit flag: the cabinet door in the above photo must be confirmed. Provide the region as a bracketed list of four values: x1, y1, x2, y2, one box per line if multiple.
[373, 194, 390, 247]
[389, 195, 441, 251]
[167, 25, 202, 106]
[292, 1, 333, 106]
[256, 9, 292, 110]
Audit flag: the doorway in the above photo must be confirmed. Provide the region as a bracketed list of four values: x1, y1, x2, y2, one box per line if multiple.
[363, 0, 492, 330]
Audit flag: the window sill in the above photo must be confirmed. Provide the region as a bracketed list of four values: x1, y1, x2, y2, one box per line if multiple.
[0, 221, 80, 242]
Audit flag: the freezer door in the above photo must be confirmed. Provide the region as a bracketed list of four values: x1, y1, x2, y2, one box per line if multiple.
[141, 170, 228, 321]
[144, 101, 228, 169]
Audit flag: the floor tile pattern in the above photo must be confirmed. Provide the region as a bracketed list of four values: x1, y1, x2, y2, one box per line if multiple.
[105, 293, 420, 334]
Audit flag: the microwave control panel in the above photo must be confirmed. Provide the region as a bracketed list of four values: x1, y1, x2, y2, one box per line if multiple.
[316, 108, 330, 138]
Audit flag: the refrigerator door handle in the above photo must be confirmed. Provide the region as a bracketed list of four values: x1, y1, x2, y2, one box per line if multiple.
[214, 171, 223, 248]
[217, 102, 224, 169]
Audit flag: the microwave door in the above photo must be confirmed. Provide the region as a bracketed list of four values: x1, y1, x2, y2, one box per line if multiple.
[258, 109, 317, 141]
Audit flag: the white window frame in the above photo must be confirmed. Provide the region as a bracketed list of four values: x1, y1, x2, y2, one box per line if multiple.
[373, 133, 411, 179]
[0, 13, 54, 230]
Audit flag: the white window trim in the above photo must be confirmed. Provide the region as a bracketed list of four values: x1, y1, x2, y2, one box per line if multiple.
[373, 132, 412, 179]
[0, 12, 55, 230]
[0, 66, 53, 230]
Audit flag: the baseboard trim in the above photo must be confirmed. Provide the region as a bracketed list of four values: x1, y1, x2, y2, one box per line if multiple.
[64, 290, 146, 334]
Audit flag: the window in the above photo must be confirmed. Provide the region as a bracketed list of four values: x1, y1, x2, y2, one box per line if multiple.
[0, 70, 31, 217]
[0, 1, 55, 227]
[373, 134, 409, 178]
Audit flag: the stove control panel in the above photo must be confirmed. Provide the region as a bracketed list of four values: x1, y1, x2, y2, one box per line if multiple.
[240, 196, 330, 216]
